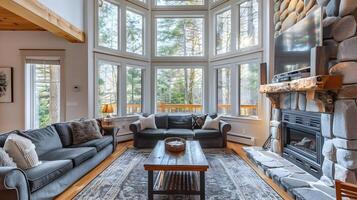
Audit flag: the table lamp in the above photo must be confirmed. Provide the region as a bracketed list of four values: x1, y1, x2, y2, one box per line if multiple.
[101, 104, 114, 127]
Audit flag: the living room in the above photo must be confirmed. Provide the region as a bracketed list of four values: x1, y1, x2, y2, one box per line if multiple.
[0, 0, 356, 199]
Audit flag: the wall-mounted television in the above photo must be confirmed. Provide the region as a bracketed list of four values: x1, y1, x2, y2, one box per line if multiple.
[274, 7, 322, 82]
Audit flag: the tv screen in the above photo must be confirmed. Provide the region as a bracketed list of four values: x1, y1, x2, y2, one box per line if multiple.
[274, 7, 322, 75]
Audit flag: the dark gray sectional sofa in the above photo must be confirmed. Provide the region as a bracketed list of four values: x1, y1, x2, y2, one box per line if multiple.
[130, 114, 231, 148]
[0, 120, 116, 200]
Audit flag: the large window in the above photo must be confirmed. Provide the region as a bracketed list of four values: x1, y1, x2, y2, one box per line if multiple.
[238, 0, 259, 49]
[26, 59, 61, 128]
[97, 0, 119, 50]
[217, 67, 231, 114]
[156, 17, 204, 57]
[126, 66, 143, 114]
[97, 61, 119, 116]
[156, 0, 204, 6]
[126, 9, 144, 55]
[239, 62, 259, 116]
[215, 9, 231, 55]
[156, 67, 203, 113]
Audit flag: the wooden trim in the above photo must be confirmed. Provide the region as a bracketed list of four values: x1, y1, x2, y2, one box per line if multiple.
[0, 0, 85, 43]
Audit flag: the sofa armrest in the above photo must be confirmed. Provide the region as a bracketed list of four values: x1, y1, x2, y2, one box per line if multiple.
[129, 120, 141, 134]
[219, 120, 231, 148]
[0, 167, 30, 200]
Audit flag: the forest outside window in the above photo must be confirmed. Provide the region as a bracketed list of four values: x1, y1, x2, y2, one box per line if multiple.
[239, 62, 259, 117]
[97, 0, 119, 50]
[215, 9, 231, 55]
[126, 66, 143, 114]
[238, 0, 260, 50]
[156, 17, 204, 57]
[26, 59, 61, 129]
[126, 9, 144, 55]
[156, 0, 204, 6]
[97, 60, 119, 116]
[217, 67, 231, 114]
[156, 67, 203, 113]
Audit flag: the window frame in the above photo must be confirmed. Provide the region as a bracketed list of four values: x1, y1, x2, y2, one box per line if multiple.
[126, 65, 145, 114]
[236, 0, 262, 52]
[215, 65, 233, 115]
[125, 7, 146, 56]
[95, 0, 121, 53]
[152, 11, 209, 62]
[22, 50, 66, 130]
[152, 0, 208, 11]
[94, 53, 149, 117]
[210, 0, 263, 60]
[214, 7, 232, 56]
[153, 65, 206, 114]
[94, 0, 150, 61]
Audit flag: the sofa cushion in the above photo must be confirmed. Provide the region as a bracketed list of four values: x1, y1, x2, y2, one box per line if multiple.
[21, 126, 63, 156]
[26, 160, 73, 192]
[194, 129, 221, 138]
[140, 128, 166, 135]
[53, 122, 73, 147]
[39, 147, 96, 167]
[69, 136, 113, 152]
[155, 114, 168, 129]
[166, 129, 194, 138]
[168, 115, 193, 129]
[0, 130, 19, 147]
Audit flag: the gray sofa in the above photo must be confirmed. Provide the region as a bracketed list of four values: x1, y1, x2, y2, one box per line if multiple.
[0, 119, 116, 200]
[130, 114, 231, 148]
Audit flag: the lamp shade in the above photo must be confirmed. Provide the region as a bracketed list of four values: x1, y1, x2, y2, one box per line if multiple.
[101, 104, 114, 114]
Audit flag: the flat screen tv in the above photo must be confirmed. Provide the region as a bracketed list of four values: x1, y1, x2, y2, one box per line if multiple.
[274, 7, 322, 81]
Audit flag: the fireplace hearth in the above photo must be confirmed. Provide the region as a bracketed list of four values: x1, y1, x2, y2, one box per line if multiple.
[282, 110, 324, 178]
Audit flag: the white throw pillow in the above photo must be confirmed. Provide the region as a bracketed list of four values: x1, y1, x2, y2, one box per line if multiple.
[202, 116, 221, 130]
[0, 148, 16, 167]
[4, 134, 41, 170]
[140, 114, 157, 130]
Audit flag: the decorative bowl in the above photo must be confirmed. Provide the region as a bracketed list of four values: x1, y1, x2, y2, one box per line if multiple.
[164, 137, 186, 153]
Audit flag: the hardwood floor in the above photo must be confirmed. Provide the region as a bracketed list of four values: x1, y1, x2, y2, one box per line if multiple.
[56, 141, 292, 200]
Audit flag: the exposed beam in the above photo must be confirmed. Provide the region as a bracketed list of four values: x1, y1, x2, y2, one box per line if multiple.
[0, 0, 85, 43]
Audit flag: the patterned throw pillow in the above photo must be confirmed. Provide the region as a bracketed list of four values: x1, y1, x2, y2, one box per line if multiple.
[192, 114, 208, 129]
[4, 134, 41, 169]
[71, 119, 103, 145]
[0, 148, 16, 167]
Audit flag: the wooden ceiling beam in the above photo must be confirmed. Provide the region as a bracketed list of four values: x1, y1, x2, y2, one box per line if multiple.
[0, 0, 85, 43]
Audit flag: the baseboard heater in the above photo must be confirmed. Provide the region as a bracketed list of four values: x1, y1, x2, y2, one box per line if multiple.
[227, 132, 255, 146]
[117, 132, 133, 142]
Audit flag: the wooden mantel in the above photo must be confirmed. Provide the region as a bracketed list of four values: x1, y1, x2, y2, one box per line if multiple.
[0, 0, 85, 43]
[260, 75, 343, 113]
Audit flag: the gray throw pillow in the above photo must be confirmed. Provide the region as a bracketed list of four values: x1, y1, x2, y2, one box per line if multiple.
[71, 119, 103, 145]
[0, 148, 16, 167]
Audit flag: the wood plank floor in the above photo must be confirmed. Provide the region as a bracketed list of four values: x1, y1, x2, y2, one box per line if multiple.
[55, 141, 292, 200]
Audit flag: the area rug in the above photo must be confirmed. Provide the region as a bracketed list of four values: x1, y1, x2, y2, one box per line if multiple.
[74, 148, 282, 200]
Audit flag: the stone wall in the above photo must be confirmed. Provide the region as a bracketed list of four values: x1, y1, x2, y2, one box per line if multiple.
[274, 0, 318, 37]
[272, 0, 357, 186]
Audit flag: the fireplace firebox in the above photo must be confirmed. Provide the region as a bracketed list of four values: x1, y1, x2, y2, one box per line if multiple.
[282, 110, 324, 178]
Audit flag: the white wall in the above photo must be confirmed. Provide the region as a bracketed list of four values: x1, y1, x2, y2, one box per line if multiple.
[39, 0, 84, 30]
[0, 31, 88, 132]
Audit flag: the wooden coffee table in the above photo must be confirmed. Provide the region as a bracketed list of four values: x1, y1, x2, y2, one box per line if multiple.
[144, 140, 209, 200]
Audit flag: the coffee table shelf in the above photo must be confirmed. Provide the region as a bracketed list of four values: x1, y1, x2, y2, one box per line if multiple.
[154, 171, 200, 194]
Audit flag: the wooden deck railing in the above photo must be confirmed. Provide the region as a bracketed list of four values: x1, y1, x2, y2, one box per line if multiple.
[126, 103, 257, 115]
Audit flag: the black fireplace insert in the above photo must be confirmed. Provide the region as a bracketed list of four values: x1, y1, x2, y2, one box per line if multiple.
[282, 110, 323, 178]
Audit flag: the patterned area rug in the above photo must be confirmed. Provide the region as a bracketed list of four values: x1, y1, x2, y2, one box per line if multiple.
[74, 148, 282, 200]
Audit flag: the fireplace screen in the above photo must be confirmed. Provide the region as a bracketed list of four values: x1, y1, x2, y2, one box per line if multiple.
[288, 128, 317, 155]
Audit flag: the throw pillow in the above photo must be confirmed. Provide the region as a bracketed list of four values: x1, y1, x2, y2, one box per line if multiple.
[202, 116, 221, 130]
[140, 114, 157, 130]
[4, 134, 41, 169]
[192, 114, 208, 129]
[71, 119, 103, 145]
[0, 148, 16, 167]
